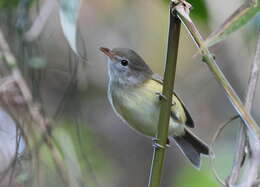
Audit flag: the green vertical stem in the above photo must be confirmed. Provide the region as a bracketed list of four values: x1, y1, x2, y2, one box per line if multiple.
[148, 2, 181, 187]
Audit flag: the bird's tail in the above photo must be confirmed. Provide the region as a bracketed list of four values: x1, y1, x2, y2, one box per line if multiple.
[173, 129, 209, 168]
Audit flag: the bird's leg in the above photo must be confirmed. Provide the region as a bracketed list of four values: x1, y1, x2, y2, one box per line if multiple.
[155, 92, 167, 101]
[152, 138, 164, 149]
[152, 138, 170, 149]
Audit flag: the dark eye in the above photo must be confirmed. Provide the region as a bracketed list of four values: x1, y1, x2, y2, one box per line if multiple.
[121, 60, 128, 66]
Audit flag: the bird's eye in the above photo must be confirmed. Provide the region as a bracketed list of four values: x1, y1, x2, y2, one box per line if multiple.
[121, 60, 128, 66]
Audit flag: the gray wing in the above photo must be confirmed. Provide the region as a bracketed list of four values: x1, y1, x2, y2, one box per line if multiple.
[151, 74, 194, 128]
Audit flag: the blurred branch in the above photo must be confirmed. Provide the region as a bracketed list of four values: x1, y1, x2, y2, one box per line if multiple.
[174, 2, 260, 140]
[228, 29, 260, 187]
[210, 116, 240, 186]
[24, 0, 56, 42]
[148, 1, 181, 187]
[0, 26, 45, 132]
[0, 127, 22, 184]
[242, 27, 260, 187]
[227, 123, 247, 185]
[8, 129, 21, 186]
[0, 27, 69, 186]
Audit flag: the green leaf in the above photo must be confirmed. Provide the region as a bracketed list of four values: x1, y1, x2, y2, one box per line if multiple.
[205, 2, 260, 47]
[188, 0, 209, 22]
[59, 0, 80, 55]
[0, 0, 19, 8]
[163, 0, 209, 22]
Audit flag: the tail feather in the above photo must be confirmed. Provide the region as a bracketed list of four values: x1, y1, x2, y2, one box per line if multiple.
[173, 129, 209, 168]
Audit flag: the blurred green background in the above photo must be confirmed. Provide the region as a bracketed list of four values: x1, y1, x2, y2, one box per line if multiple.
[0, 0, 259, 186]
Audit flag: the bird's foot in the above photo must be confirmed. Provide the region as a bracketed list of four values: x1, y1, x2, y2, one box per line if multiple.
[152, 138, 171, 149]
[155, 92, 167, 101]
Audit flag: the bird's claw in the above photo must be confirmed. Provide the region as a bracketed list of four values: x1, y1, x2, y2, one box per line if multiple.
[152, 138, 170, 149]
[155, 92, 167, 101]
[153, 143, 165, 149]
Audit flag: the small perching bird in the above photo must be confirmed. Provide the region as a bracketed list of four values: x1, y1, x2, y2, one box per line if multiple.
[100, 47, 209, 168]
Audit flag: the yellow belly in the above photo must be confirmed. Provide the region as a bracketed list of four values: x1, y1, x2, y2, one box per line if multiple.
[108, 80, 184, 137]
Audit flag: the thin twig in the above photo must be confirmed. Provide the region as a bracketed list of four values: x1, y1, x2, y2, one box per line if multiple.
[0, 126, 22, 185]
[148, 1, 181, 187]
[8, 128, 21, 187]
[242, 27, 260, 187]
[174, 2, 260, 140]
[210, 116, 240, 187]
[228, 28, 260, 187]
[227, 124, 247, 186]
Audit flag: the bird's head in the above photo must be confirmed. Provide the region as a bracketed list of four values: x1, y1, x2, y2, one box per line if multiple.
[100, 47, 153, 85]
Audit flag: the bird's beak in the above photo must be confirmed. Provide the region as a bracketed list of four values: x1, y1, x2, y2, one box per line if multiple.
[100, 47, 115, 59]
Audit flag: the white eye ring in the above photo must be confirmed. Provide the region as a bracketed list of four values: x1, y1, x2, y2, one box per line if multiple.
[121, 60, 128, 66]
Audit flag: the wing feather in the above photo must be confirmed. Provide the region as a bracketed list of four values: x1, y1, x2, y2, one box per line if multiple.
[151, 74, 194, 128]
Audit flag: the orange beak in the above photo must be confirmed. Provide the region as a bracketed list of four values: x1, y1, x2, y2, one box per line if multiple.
[100, 47, 115, 59]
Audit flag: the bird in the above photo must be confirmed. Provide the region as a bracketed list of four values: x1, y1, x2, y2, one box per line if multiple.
[100, 47, 209, 168]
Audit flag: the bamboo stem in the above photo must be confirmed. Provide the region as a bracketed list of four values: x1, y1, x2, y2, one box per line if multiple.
[148, 2, 181, 187]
